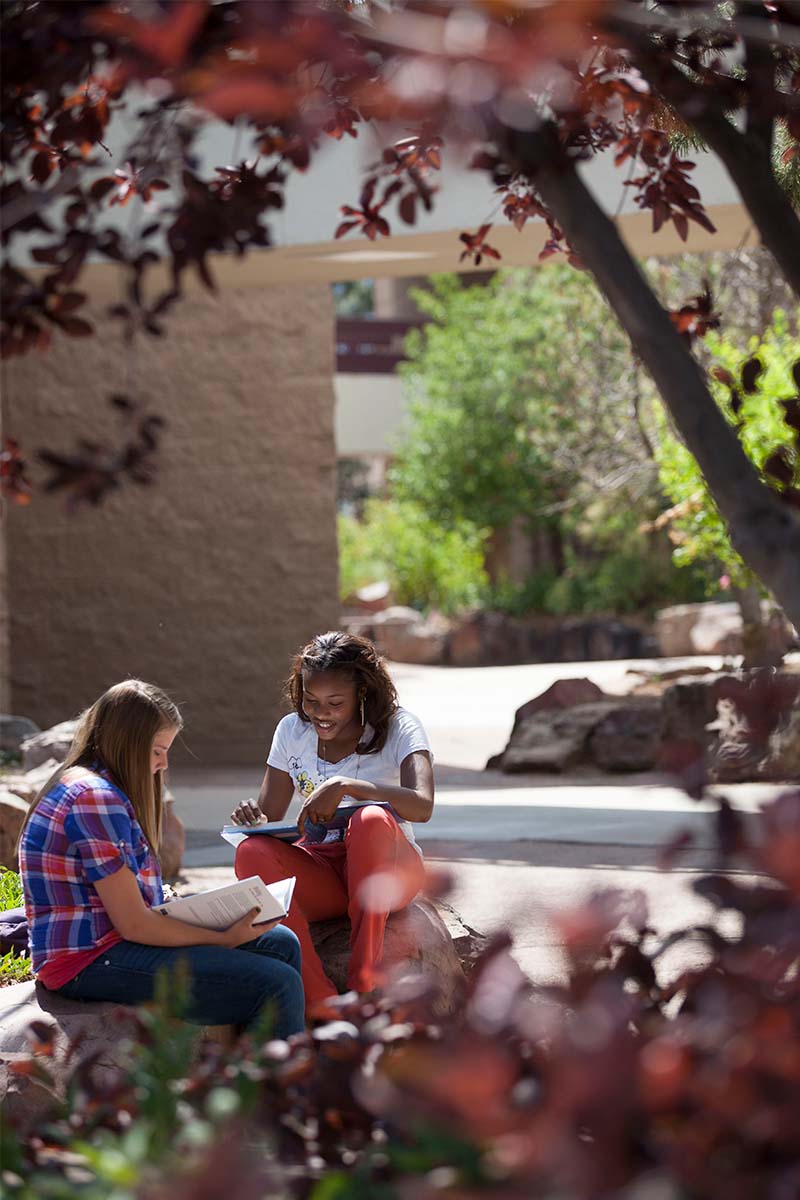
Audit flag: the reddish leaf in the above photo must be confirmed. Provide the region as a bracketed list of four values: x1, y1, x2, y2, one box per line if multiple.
[740, 356, 764, 393]
[763, 447, 795, 488]
[399, 191, 417, 225]
[31, 150, 53, 184]
[58, 316, 93, 337]
[780, 395, 800, 436]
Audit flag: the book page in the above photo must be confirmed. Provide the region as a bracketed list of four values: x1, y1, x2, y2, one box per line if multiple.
[220, 822, 298, 848]
[154, 875, 295, 930]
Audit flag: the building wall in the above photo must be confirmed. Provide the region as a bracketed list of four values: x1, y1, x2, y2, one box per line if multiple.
[334, 373, 409, 458]
[3, 282, 338, 763]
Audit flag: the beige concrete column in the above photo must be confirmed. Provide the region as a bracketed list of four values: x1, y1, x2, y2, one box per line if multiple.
[3, 281, 339, 763]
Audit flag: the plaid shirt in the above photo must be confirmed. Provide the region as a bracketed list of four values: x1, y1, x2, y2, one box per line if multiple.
[19, 767, 163, 983]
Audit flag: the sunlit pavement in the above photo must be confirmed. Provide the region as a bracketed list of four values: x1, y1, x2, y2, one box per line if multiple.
[173, 655, 791, 984]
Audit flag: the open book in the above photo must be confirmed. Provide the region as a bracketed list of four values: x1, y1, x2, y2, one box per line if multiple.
[220, 801, 394, 849]
[153, 875, 296, 931]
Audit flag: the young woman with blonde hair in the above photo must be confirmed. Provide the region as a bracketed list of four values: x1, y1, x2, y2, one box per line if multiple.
[19, 680, 304, 1037]
[231, 631, 434, 1013]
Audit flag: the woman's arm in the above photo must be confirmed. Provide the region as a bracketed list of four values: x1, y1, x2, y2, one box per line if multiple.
[94, 867, 271, 947]
[230, 766, 295, 826]
[297, 751, 434, 834]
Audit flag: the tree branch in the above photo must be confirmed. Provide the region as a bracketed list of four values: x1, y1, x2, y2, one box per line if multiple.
[625, 42, 800, 301]
[0, 167, 80, 238]
[739, 1, 777, 149]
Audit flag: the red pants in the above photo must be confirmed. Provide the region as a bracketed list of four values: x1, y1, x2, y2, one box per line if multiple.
[234, 805, 426, 1005]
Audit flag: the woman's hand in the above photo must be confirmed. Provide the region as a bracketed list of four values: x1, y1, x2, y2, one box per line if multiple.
[297, 777, 348, 836]
[230, 798, 268, 826]
[219, 907, 280, 947]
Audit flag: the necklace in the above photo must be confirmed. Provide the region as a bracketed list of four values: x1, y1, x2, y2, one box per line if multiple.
[316, 724, 364, 784]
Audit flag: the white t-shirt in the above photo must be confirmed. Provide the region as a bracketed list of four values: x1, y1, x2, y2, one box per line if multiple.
[267, 707, 432, 855]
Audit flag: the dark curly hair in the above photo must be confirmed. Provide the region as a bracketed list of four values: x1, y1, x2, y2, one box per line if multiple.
[287, 631, 398, 754]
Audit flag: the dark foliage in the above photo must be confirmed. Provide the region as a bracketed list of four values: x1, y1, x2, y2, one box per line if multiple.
[2, 1, 799, 514]
[5, 685, 800, 1198]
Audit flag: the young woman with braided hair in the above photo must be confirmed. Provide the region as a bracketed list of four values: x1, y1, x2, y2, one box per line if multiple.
[231, 631, 434, 1012]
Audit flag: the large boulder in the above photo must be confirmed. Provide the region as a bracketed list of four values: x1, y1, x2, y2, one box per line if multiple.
[766, 705, 800, 780]
[447, 611, 530, 668]
[371, 607, 449, 665]
[661, 670, 800, 782]
[510, 678, 607, 735]
[160, 795, 186, 883]
[588, 699, 663, 771]
[655, 600, 796, 659]
[497, 679, 663, 774]
[0, 981, 140, 1133]
[0, 790, 28, 870]
[0, 715, 40, 756]
[0, 899, 484, 1131]
[20, 719, 79, 772]
[501, 701, 619, 773]
[6, 758, 61, 807]
[660, 674, 729, 748]
[689, 601, 744, 655]
[310, 898, 483, 1016]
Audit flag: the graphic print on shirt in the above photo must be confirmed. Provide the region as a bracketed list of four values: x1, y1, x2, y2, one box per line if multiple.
[288, 756, 315, 798]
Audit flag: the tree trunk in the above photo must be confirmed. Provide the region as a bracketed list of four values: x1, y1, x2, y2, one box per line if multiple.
[674, 113, 800, 302]
[733, 583, 787, 670]
[528, 150, 800, 633]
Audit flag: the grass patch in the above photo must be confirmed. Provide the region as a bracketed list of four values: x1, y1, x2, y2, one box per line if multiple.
[0, 948, 31, 986]
[0, 867, 24, 909]
[0, 868, 31, 986]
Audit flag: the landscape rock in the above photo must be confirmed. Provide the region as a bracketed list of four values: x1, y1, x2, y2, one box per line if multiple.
[371, 607, 449, 666]
[7, 757, 61, 806]
[160, 796, 186, 883]
[0, 790, 28, 870]
[655, 604, 704, 658]
[0, 982, 142, 1132]
[0, 898, 483, 1130]
[502, 701, 618, 773]
[588, 698, 663, 771]
[510, 678, 607, 737]
[655, 600, 796, 659]
[0, 715, 40, 756]
[448, 611, 529, 667]
[310, 897, 481, 1015]
[20, 719, 79, 772]
[353, 580, 392, 613]
[660, 674, 729, 747]
[766, 705, 800, 780]
[689, 601, 744, 655]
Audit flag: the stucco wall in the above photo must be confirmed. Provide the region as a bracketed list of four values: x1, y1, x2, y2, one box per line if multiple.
[3, 282, 338, 762]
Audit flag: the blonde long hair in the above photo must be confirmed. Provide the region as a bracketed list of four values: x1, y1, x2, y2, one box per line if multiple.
[20, 680, 182, 851]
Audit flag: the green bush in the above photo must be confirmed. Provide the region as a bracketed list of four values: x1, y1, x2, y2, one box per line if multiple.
[338, 499, 488, 616]
[489, 502, 714, 617]
[655, 309, 800, 584]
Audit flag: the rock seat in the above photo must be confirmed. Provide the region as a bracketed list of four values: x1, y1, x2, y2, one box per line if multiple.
[0, 897, 485, 1132]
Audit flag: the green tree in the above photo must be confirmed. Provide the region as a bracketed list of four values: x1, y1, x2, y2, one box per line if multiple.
[392, 268, 654, 582]
[655, 310, 800, 585]
[395, 268, 646, 522]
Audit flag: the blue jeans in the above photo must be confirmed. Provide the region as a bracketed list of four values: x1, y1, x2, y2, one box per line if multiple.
[55, 925, 304, 1037]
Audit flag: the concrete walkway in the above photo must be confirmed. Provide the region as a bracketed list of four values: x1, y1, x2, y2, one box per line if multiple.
[173, 655, 782, 984]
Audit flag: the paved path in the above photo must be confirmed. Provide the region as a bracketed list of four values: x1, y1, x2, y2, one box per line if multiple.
[173, 655, 784, 984]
